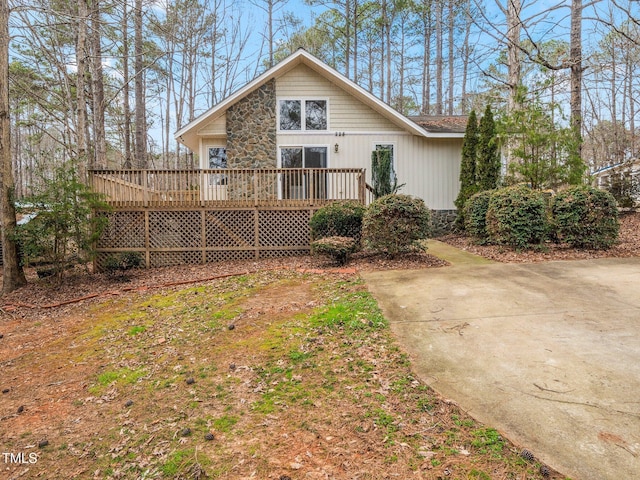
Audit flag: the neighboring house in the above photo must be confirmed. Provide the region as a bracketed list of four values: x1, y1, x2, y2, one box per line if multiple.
[592, 159, 640, 186]
[175, 49, 465, 217]
[592, 158, 640, 206]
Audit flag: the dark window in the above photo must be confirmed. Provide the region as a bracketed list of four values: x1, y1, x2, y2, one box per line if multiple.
[280, 147, 328, 199]
[305, 100, 327, 130]
[208, 147, 227, 185]
[279, 100, 301, 130]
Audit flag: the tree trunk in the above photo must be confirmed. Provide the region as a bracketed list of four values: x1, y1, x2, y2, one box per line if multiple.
[421, 0, 432, 114]
[76, 0, 88, 177]
[352, 0, 358, 81]
[90, 0, 106, 169]
[461, 0, 471, 112]
[569, 0, 583, 159]
[0, 0, 27, 293]
[134, 0, 146, 168]
[447, 0, 454, 115]
[344, 0, 350, 78]
[506, 0, 522, 112]
[435, 0, 443, 115]
[122, 0, 132, 169]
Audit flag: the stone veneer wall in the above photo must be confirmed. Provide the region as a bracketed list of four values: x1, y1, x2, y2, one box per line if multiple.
[226, 79, 277, 168]
[226, 80, 277, 200]
[431, 209, 457, 236]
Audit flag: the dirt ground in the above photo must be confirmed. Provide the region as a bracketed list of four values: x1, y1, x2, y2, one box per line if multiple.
[1, 268, 562, 480]
[2, 213, 638, 479]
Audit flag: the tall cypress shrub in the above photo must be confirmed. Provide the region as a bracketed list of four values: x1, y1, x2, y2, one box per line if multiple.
[454, 110, 479, 227]
[477, 105, 501, 191]
[371, 147, 401, 198]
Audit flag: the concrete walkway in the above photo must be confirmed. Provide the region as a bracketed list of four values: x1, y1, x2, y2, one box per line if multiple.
[424, 239, 495, 266]
[362, 256, 640, 480]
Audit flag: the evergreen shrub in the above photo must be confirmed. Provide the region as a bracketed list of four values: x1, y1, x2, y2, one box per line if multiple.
[309, 201, 366, 244]
[17, 161, 110, 279]
[104, 251, 144, 276]
[551, 186, 619, 249]
[311, 236, 358, 265]
[463, 190, 494, 242]
[362, 194, 431, 257]
[486, 185, 547, 249]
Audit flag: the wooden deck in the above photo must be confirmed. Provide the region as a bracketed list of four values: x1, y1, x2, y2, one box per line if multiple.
[89, 168, 367, 208]
[90, 168, 369, 268]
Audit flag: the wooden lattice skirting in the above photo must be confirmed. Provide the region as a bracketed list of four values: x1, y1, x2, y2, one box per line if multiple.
[95, 206, 317, 270]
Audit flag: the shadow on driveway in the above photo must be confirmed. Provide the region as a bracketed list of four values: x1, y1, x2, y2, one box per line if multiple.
[362, 257, 640, 480]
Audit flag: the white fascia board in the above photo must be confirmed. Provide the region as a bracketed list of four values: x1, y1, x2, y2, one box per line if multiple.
[175, 49, 463, 150]
[175, 52, 305, 149]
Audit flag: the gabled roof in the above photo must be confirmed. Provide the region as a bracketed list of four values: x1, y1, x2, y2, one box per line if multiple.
[591, 158, 640, 176]
[409, 115, 468, 134]
[175, 49, 464, 151]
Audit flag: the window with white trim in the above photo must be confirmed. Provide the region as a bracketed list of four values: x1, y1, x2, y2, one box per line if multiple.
[280, 146, 328, 199]
[208, 146, 227, 185]
[279, 99, 328, 131]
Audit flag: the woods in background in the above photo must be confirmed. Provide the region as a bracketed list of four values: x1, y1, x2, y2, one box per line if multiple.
[2, 0, 640, 196]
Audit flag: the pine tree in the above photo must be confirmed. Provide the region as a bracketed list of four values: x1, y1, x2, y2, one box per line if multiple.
[477, 105, 501, 191]
[455, 110, 479, 211]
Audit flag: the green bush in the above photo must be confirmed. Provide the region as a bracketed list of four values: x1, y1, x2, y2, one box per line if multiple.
[311, 236, 358, 266]
[486, 185, 547, 249]
[309, 201, 366, 244]
[463, 190, 493, 242]
[551, 186, 619, 249]
[362, 194, 431, 257]
[604, 171, 638, 208]
[104, 251, 144, 276]
[16, 161, 110, 279]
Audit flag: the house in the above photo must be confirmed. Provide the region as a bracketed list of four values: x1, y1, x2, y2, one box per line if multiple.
[592, 159, 640, 206]
[92, 49, 466, 268]
[175, 49, 465, 222]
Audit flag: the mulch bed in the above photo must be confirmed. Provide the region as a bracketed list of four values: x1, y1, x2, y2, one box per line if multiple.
[440, 210, 640, 263]
[3, 211, 639, 316]
[1, 251, 446, 317]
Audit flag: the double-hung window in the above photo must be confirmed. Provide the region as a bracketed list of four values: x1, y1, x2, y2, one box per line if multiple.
[279, 100, 328, 131]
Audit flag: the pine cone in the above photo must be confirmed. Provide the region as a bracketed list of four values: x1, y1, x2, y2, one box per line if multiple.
[520, 448, 535, 462]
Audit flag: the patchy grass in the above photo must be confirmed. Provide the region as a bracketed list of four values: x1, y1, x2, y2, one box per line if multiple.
[0, 270, 567, 479]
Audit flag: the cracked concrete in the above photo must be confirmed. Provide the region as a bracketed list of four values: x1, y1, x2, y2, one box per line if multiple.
[362, 257, 640, 480]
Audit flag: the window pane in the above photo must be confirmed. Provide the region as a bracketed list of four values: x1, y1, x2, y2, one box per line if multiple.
[208, 147, 227, 169]
[305, 100, 327, 130]
[279, 100, 301, 130]
[304, 147, 327, 168]
[208, 148, 227, 186]
[281, 148, 303, 168]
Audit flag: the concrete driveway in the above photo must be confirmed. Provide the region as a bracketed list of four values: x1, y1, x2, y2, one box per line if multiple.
[362, 257, 640, 480]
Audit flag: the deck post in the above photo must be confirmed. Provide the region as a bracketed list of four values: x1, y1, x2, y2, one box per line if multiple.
[253, 173, 259, 207]
[142, 170, 149, 207]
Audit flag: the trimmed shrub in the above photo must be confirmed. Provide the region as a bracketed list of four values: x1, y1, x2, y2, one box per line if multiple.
[551, 186, 619, 249]
[311, 236, 358, 265]
[486, 185, 547, 249]
[463, 190, 493, 242]
[362, 194, 431, 257]
[309, 201, 366, 244]
[104, 251, 144, 276]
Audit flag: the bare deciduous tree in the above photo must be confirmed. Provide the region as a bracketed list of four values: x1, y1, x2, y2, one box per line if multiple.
[1, 0, 27, 293]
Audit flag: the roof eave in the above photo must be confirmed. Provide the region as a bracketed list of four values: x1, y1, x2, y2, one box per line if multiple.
[174, 49, 464, 147]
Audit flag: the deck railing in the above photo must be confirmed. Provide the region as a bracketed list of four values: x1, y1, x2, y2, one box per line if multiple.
[89, 168, 366, 208]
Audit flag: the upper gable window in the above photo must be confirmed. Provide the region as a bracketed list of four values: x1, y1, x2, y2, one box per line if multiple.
[279, 99, 327, 131]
